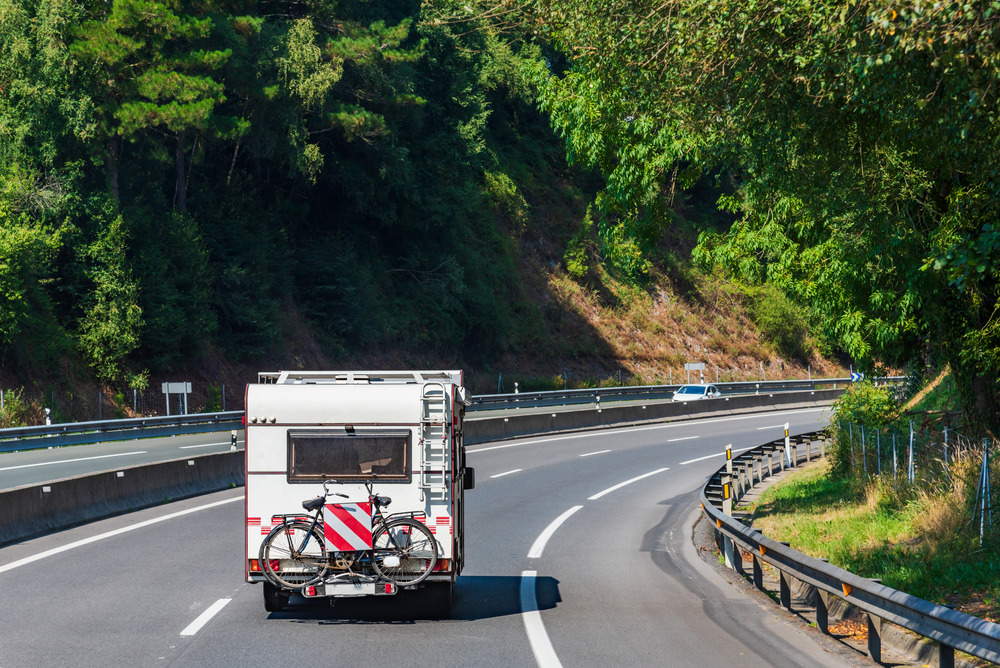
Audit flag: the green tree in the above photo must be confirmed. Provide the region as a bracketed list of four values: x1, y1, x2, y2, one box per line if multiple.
[70, 0, 231, 208]
[77, 210, 143, 383]
[519, 0, 1000, 431]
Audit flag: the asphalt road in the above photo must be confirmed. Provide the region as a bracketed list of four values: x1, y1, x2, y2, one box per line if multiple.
[0, 407, 863, 667]
[0, 431, 245, 490]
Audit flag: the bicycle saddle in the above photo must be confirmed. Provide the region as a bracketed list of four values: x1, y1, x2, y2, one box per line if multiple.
[375, 495, 391, 507]
[302, 496, 325, 511]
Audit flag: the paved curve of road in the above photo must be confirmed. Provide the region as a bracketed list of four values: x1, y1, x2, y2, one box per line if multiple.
[0, 408, 870, 667]
[0, 431, 246, 490]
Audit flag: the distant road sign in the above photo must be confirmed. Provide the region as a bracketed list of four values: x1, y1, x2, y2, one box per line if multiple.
[684, 363, 706, 371]
[850, 372, 865, 382]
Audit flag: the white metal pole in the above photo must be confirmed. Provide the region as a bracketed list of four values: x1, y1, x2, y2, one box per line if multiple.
[784, 423, 791, 467]
[943, 425, 949, 478]
[908, 420, 915, 483]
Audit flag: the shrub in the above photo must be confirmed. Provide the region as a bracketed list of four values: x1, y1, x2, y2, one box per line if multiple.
[749, 283, 810, 359]
[0, 388, 38, 428]
[833, 381, 899, 428]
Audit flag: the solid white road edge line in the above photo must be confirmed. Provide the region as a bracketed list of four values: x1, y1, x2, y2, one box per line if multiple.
[667, 436, 698, 442]
[521, 570, 563, 668]
[0, 495, 244, 574]
[588, 468, 669, 500]
[468, 408, 826, 453]
[490, 469, 523, 478]
[0, 451, 147, 472]
[579, 449, 611, 457]
[678, 445, 755, 466]
[756, 425, 785, 430]
[180, 598, 232, 636]
[179, 442, 231, 449]
[527, 506, 583, 559]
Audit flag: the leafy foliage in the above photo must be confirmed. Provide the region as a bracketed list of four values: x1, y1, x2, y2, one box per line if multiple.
[520, 0, 1000, 431]
[0, 0, 574, 384]
[748, 283, 811, 360]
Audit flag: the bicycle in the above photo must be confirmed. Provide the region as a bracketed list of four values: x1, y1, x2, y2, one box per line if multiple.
[259, 480, 439, 592]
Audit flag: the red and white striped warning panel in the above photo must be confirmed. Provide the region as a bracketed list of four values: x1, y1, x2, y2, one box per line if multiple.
[324, 503, 373, 551]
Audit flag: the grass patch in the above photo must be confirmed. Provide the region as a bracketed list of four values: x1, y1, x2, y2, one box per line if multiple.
[750, 460, 999, 622]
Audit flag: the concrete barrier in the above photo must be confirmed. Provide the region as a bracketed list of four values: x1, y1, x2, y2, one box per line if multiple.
[464, 389, 841, 445]
[0, 451, 244, 546]
[0, 388, 841, 546]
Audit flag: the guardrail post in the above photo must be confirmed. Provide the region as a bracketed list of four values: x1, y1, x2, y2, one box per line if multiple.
[866, 613, 882, 663]
[723, 535, 740, 572]
[752, 553, 764, 591]
[732, 541, 744, 576]
[816, 590, 830, 634]
[766, 448, 774, 476]
[779, 570, 792, 610]
[773, 441, 785, 471]
[776, 542, 794, 610]
[805, 435, 812, 462]
[939, 643, 955, 668]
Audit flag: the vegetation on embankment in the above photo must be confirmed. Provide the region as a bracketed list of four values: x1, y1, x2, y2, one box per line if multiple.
[750, 377, 999, 626]
[0, 0, 849, 423]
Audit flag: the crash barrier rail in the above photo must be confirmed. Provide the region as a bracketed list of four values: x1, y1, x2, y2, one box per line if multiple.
[463, 389, 841, 445]
[469, 376, 906, 411]
[701, 433, 1000, 666]
[0, 389, 843, 545]
[0, 380, 867, 452]
[0, 411, 244, 453]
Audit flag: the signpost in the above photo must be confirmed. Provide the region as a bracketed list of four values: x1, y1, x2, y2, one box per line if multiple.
[684, 362, 706, 383]
[162, 382, 192, 416]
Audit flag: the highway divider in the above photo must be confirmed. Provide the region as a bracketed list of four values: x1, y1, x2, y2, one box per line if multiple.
[464, 389, 840, 444]
[0, 389, 839, 546]
[0, 451, 243, 546]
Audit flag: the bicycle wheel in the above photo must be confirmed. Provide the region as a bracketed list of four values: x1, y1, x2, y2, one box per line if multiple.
[259, 521, 329, 590]
[371, 518, 438, 586]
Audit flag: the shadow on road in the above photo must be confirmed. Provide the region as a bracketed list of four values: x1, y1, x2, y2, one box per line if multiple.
[267, 574, 561, 624]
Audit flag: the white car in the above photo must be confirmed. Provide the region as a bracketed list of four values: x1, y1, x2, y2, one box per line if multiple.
[671, 384, 722, 401]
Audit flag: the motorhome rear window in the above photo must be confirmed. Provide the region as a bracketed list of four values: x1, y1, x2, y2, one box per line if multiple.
[287, 431, 410, 482]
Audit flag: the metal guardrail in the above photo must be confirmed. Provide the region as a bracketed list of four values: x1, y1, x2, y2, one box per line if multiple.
[469, 377, 906, 411]
[0, 377, 901, 451]
[0, 411, 243, 453]
[701, 432, 1000, 665]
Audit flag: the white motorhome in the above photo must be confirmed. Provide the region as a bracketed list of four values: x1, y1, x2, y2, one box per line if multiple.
[244, 370, 473, 612]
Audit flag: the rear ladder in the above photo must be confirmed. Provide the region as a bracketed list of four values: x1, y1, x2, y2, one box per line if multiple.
[418, 382, 450, 502]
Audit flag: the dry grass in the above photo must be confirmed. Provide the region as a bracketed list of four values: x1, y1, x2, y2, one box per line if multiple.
[539, 258, 846, 383]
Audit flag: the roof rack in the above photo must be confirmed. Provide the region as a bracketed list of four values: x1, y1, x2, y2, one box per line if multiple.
[257, 370, 461, 385]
